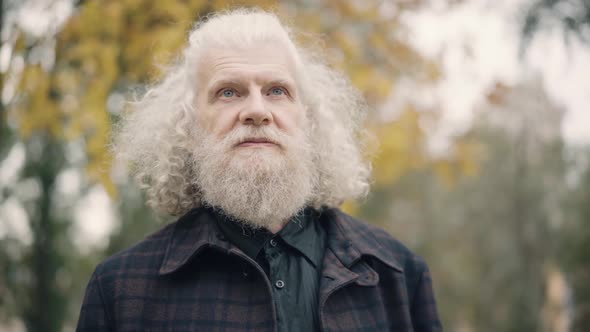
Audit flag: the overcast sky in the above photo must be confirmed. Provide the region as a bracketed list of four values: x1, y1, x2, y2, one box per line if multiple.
[402, 0, 590, 146]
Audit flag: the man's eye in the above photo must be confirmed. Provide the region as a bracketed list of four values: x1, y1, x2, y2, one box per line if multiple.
[221, 89, 235, 98]
[270, 88, 285, 96]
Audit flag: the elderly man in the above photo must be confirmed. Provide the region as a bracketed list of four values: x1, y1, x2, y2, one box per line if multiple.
[77, 9, 442, 332]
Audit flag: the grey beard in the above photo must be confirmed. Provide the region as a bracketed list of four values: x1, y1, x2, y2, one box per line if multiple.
[191, 127, 316, 230]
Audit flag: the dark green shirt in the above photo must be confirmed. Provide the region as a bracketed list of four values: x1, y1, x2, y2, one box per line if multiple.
[215, 208, 326, 332]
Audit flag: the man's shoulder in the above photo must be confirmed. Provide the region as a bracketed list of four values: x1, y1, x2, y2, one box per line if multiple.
[93, 220, 177, 278]
[325, 208, 429, 273]
[92, 207, 220, 278]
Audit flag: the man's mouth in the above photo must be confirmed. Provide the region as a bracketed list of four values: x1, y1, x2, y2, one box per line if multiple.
[236, 137, 279, 148]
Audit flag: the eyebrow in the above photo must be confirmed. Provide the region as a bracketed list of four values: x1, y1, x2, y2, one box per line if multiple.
[208, 78, 243, 90]
[266, 79, 295, 90]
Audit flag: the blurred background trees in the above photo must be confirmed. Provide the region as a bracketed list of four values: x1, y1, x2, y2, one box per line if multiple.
[522, 0, 590, 49]
[1, 0, 589, 331]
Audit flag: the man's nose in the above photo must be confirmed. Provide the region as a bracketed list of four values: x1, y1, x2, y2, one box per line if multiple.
[239, 93, 273, 126]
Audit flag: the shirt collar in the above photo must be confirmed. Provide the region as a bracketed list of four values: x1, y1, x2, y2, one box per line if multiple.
[318, 208, 404, 273]
[214, 207, 324, 268]
[159, 207, 403, 276]
[278, 208, 324, 268]
[159, 207, 232, 275]
[214, 209, 271, 259]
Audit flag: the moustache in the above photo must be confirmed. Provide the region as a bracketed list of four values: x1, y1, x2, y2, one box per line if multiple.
[220, 126, 293, 150]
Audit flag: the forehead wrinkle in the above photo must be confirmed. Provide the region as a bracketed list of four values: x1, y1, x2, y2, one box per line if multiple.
[198, 43, 299, 90]
[207, 69, 296, 91]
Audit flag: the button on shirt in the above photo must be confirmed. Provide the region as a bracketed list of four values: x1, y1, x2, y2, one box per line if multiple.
[215, 208, 326, 332]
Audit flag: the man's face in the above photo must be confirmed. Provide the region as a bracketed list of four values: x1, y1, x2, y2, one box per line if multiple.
[191, 41, 315, 231]
[195, 41, 306, 146]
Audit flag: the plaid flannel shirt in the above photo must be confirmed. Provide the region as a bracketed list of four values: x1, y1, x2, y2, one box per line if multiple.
[76, 207, 442, 332]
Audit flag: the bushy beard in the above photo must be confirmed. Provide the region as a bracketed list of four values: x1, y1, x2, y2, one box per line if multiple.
[191, 125, 316, 230]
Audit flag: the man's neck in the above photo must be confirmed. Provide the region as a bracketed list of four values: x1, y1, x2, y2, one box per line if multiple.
[267, 220, 288, 234]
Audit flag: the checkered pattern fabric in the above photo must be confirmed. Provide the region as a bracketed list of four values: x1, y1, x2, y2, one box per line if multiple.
[76, 207, 442, 331]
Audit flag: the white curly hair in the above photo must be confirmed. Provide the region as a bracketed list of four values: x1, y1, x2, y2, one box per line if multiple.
[113, 8, 371, 217]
